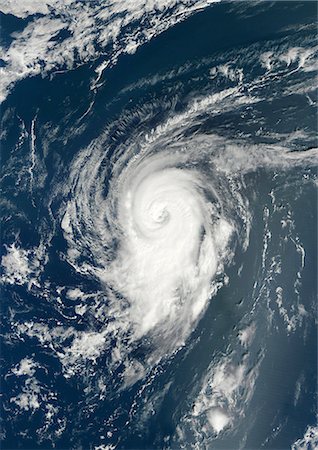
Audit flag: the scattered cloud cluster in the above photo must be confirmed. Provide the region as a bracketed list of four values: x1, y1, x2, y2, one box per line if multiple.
[0, 0, 219, 102]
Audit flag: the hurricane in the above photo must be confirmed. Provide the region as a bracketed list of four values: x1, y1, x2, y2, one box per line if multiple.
[1, 1, 317, 449]
[61, 115, 239, 361]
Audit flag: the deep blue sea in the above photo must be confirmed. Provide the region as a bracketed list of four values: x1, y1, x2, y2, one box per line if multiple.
[0, 2, 317, 449]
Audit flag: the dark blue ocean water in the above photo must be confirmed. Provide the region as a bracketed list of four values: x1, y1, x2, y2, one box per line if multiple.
[1, 2, 317, 449]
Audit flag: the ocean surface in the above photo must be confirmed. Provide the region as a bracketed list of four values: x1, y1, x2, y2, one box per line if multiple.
[0, 1, 317, 449]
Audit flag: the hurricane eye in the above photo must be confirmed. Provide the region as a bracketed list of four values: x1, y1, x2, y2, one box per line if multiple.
[149, 202, 169, 224]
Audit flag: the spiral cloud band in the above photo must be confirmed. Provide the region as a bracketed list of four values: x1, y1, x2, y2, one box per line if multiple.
[58, 35, 318, 376]
[61, 120, 242, 364]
